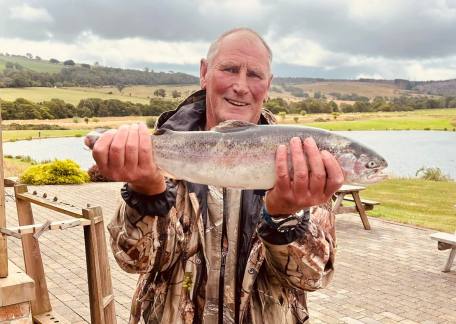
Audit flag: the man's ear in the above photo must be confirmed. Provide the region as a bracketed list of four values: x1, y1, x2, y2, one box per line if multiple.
[200, 59, 208, 89]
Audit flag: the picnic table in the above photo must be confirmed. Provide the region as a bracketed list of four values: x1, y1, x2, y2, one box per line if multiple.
[333, 184, 379, 230]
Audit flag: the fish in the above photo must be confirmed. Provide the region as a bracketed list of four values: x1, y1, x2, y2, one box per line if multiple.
[84, 120, 388, 189]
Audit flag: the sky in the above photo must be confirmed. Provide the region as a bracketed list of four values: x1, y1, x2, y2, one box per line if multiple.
[1, 0, 456, 80]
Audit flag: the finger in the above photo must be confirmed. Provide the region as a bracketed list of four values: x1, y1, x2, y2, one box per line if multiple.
[322, 151, 344, 196]
[109, 125, 129, 169]
[138, 123, 153, 169]
[304, 137, 326, 194]
[274, 144, 291, 192]
[124, 124, 139, 171]
[290, 137, 309, 195]
[92, 129, 116, 171]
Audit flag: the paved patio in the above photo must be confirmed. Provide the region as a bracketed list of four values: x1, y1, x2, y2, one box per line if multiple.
[4, 182, 456, 323]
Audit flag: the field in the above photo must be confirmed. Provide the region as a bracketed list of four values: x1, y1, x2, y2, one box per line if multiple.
[363, 178, 456, 232]
[0, 55, 63, 74]
[0, 81, 407, 107]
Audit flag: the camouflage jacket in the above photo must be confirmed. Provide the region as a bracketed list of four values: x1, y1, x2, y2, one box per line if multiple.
[107, 90, 336, 324]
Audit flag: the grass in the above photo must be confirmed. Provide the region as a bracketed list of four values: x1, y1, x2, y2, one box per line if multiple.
[360, 178, 456, 233]
[0, 55, 63, 74]
[280, 109, 456, 130]
[2, 129, 89, 142]
[0, 87, 150, 105]
[2, 157, 33, 178]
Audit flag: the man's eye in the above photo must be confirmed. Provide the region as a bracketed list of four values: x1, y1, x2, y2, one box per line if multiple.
[223, 67, 238, 73]
[248, 72, 262, 79]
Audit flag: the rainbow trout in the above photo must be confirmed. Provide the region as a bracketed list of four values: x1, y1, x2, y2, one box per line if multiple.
[85, 120, 388, 189]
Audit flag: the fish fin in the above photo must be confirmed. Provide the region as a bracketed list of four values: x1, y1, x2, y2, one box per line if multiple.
[211, 120, 257, 133]
[154, 128, 170, 135]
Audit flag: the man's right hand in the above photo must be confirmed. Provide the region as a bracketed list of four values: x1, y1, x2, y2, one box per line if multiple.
[92, 123, 166, 195]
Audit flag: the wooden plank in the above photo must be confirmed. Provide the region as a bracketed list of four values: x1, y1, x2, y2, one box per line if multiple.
[90, 207, 116, 322]
[352, 191, 371, 230]
[336, 184, 366, 193]
[16, 192, 84, 219]
[332, 193, 345, 214]
[4, 177, 18, 187]
[0, 261, 35, 306]
[83, 208, 105, 324]
[430, 232, 456, 246]
[0, 111, 8, 278]
[343, 196, 379, 206]
[14, 184, 52, 315]
[1, 219, 90, 237]
[34, 311, 71, 324]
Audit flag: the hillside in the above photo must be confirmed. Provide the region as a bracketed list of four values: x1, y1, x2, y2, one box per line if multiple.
[0, 54, 64, 73]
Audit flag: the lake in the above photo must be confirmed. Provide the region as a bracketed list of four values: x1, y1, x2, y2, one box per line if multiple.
[3, 131, 456, 180]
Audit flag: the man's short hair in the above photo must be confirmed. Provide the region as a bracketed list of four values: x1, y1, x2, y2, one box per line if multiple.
[206, 28, 273, 65]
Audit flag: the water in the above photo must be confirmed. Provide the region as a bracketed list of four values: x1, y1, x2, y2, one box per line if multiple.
[3, 131, 456, 179]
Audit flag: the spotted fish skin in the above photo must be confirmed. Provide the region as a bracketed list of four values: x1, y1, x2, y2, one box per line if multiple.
[85, 120, 388, 189]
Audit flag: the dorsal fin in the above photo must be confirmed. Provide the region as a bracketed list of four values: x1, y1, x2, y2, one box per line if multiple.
[211, 120, 257, 133]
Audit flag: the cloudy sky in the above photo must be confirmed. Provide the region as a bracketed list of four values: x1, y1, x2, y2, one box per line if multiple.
[1, 0, 456, 80]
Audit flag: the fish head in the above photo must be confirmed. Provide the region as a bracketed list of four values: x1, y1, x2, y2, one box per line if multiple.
[335, 144, 388, 185]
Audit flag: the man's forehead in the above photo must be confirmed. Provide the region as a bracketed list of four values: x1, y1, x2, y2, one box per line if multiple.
[212, 31, 270, 67]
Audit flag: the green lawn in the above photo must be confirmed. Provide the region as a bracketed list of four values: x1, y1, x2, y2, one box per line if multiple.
[361, 178, 456, 232]
[2, 129, 89, 141]
[306, 118, 455, 131]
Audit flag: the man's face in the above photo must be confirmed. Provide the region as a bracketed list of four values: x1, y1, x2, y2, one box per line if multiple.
[200, 32, 273, 129]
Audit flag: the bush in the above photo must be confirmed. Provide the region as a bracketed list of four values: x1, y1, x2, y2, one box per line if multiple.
[415, 167, 450, 181]
[146, 117, 156, 128]
[20, 160, 89, 185]
[293, 116, 299, 123]
[88, 164, 112, 182]
[278, 111, 286, 121]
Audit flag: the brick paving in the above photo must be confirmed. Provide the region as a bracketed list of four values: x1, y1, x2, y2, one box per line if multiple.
[4, 182, 456, 323]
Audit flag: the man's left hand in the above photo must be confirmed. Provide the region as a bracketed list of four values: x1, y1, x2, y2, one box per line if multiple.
[265, 137, 344, 216]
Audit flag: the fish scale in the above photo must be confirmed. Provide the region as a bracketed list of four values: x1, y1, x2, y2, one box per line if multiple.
[85, 120, 388, 189]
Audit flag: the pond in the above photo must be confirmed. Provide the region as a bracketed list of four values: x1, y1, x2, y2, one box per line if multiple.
[3, 131, 456, 180]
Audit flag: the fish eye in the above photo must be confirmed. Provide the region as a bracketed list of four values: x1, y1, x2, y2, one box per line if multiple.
[366, 161, 377, 169]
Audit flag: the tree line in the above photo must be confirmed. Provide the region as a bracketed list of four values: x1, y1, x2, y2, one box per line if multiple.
[264, 95, 456, 114]
[0, 97, 178, 120]
[0, 63, 198, 88]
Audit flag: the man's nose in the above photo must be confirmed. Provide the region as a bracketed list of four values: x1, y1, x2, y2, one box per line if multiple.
[232, 71, 248, 96]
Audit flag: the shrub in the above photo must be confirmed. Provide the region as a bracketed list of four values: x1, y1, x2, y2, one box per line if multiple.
[278, 111, 286, 121]
[20, 160, 89, 185]
[88, 164, 112, 182]
[415, 167, 449, 181]
[146, 117, 156, 128]
[293, 116, 299, 123]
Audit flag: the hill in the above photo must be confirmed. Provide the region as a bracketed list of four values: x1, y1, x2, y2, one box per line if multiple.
[0, 54, 199, 88]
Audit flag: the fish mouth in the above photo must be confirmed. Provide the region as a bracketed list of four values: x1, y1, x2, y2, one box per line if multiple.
[365, 170, 389, 183]
[225, 98, 249, 107]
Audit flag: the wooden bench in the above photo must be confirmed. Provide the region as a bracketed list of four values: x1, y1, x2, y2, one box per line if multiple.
[342, 196, 380, 211]
[430, 231, 456, 272]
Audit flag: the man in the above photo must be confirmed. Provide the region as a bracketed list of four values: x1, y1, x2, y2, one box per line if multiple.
[93, 28, 343, 324]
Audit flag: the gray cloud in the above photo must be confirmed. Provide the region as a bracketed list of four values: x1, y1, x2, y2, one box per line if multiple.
[2, 0, 456, 79]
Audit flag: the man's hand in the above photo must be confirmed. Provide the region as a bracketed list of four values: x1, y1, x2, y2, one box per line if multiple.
[92, 123, 166, 195]
[265, 137, 344, 216]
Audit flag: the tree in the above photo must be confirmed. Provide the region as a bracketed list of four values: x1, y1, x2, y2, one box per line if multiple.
[63, 60, 75, 66]
[81, 63, 91, 69]
[25, 53, 33, 59]
[154, 88, 166, 97]
[49, 58, 60, 64]
[171, 90, 181, 98]
[116, 84, 126, 93]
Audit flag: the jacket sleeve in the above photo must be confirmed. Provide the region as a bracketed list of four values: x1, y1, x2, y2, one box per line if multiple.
[258, 202, 336, 291]
[107, 180, 187, 274]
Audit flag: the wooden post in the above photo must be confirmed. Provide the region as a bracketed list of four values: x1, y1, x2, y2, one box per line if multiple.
[83, 206, 116, 324]
[0, 109, 8, 278]
[14, 184, 52, 315]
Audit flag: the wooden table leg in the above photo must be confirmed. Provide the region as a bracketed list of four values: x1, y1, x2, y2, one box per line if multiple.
[352, 192, 371, 230]
[333, 193, 345, 214]
[443, 248, 455, 272]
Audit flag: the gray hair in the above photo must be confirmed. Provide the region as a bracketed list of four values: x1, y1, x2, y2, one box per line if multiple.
[206, 28, 273, 65]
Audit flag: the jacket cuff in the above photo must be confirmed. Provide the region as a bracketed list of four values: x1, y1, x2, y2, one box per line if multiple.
[257, 207, 310, 245]
[121, 182, 177, 224]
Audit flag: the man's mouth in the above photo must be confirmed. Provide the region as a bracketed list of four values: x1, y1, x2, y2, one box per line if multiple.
[225, 98, 249, 107]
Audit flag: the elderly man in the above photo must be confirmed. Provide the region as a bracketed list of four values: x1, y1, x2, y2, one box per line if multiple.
[93, 28, 343, 324]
